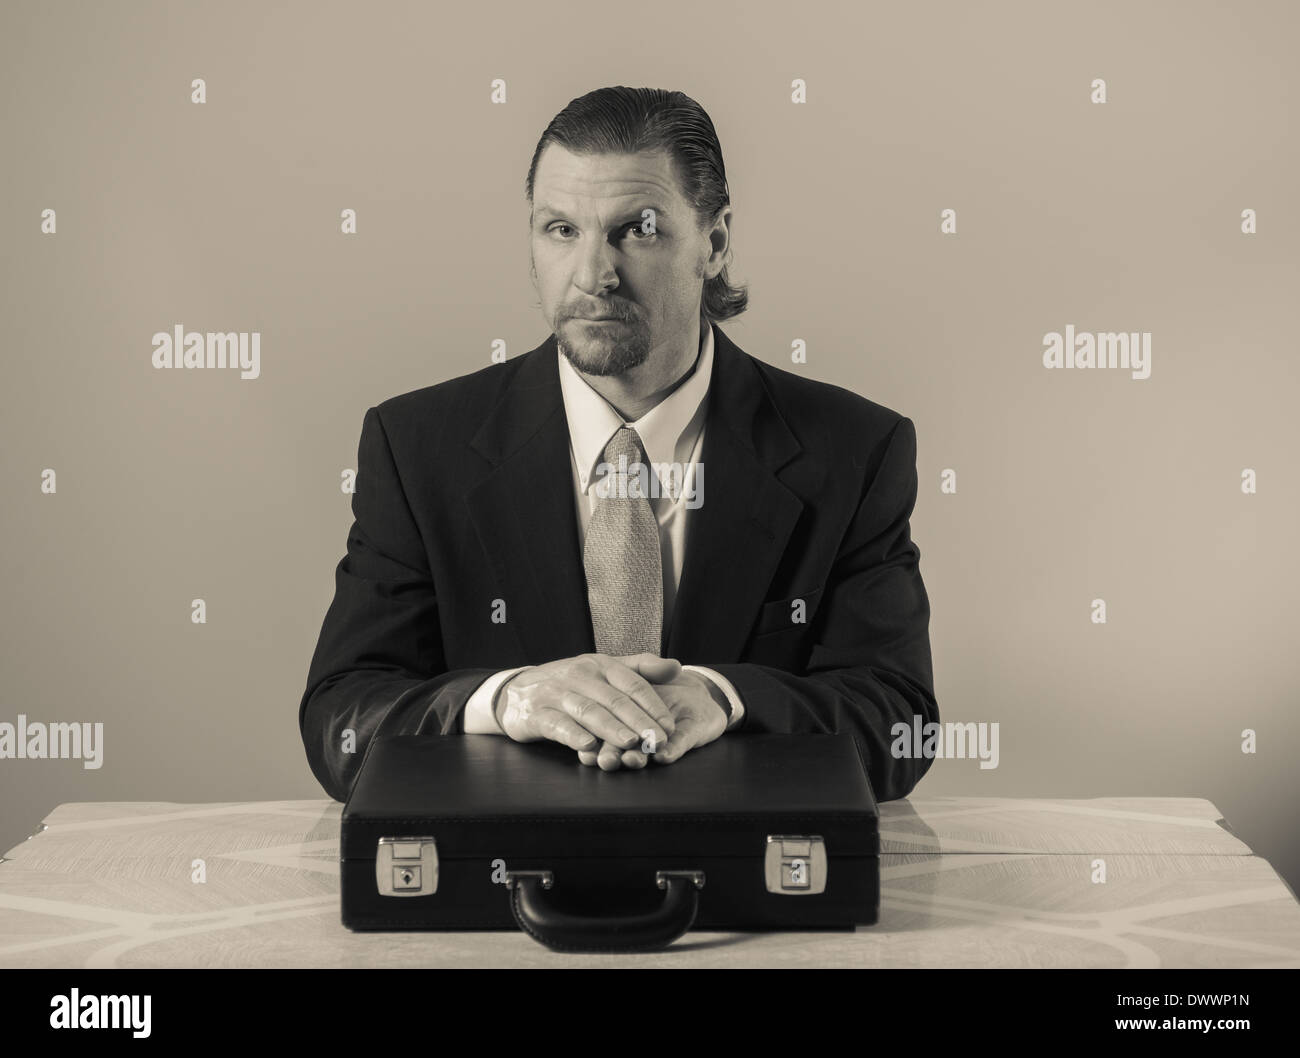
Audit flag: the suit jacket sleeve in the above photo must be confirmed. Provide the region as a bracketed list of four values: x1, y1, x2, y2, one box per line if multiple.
[298, 406, 496, 802]
[709, 416, 939, 803]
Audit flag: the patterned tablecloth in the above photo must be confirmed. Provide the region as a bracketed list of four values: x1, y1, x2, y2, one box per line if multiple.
[1, 797, 1297, 968]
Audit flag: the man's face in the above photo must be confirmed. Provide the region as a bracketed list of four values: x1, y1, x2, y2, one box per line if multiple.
[529, 144, 713, 377]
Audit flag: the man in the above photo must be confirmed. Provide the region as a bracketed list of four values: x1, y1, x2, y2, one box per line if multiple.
[299, 86, 938, 804]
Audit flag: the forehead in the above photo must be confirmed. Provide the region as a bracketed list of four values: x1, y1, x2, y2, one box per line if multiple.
[532, 144, 685, 214]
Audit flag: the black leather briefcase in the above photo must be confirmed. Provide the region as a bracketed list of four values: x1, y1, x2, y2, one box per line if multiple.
[340, 733, 879, 951]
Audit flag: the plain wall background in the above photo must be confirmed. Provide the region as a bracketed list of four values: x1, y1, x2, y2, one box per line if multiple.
[2, 0, 1297, 895]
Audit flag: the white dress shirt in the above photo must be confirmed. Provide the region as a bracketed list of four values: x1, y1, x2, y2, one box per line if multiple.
[463, 318, 746, 736]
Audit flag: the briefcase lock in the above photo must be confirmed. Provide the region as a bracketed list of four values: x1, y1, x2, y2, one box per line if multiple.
[765, 835, 827, 895]
[376, 836, 438, 897]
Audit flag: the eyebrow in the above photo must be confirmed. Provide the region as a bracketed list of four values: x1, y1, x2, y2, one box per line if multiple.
[533, 205, 670, 225]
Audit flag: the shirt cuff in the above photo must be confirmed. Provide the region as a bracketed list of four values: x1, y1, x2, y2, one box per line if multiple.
[682, 665, 745, 731]
[463, 668, 529, 733]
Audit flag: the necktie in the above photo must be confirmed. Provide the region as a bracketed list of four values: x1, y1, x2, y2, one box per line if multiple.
[583, 426, 663, 656]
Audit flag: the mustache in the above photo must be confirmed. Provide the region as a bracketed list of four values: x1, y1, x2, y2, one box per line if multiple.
[562, 303, 636, 322]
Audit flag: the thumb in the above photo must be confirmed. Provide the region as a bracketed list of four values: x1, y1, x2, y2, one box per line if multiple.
[617, 653, 682, 682]
[655, 716, 700, 764]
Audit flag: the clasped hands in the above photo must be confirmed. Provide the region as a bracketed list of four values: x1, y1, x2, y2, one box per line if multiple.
[493, 653, 729, 770]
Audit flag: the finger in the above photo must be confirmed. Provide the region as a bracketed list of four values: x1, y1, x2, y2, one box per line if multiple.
[530, 708, 600, 753]
[601, 662, 678, 737]
[654, 717, 702, 764]
[615, 653, 682, 683]
[577, 749, 598, 766]
[555, 689, 643, 749]
[620, 748, 648, 769]
[597, 740, 624, 771]
[565, 678, 670, 748]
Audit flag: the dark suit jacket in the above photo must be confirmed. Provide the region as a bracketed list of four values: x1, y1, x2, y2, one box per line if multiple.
[299, 324, 939, 803]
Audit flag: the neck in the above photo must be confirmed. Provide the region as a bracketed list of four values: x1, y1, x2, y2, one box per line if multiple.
[578, 317, 706, 421]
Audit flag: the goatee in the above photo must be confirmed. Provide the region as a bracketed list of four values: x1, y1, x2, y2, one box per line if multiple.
[556, 318, 651, 377]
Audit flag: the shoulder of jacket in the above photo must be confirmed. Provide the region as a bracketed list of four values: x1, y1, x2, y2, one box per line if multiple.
[743, 352, 910, 448]
[373, 352, 527, 422]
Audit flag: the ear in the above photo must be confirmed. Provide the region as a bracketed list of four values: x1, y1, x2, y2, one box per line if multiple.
[704, 205, 732, 280]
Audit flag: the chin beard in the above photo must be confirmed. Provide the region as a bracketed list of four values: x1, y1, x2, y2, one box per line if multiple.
[556, 319, 651, 377]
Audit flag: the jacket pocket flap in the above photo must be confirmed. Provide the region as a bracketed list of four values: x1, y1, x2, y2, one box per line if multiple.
[752, 585, 824, 637]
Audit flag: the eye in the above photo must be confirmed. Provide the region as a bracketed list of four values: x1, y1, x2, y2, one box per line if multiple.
[546, 221, 654, 240]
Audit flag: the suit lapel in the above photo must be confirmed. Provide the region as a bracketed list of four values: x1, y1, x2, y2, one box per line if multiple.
[465, 337, 595, 663]
[665, 326, 806, 663]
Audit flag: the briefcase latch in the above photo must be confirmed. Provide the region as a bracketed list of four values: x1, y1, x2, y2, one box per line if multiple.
[765, 835, 827, 895]
[376, 836, 438, 897]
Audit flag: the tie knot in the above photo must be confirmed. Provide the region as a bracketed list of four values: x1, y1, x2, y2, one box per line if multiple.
[602, 427, 647, 466]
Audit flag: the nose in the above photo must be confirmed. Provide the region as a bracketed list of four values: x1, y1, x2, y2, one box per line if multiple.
[573, 236, 619, 296]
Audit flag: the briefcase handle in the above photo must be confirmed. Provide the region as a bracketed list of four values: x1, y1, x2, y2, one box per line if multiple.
[503, 869, 705, 953]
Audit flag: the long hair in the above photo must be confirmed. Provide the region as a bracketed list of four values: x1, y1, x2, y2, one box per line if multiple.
[525, 86, 748, 323]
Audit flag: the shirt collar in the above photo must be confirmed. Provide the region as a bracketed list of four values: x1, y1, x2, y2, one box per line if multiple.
[558, 318, 714, 494]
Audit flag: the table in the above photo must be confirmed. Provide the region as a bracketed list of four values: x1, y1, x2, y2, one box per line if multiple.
[1, 797, 1297, 968]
